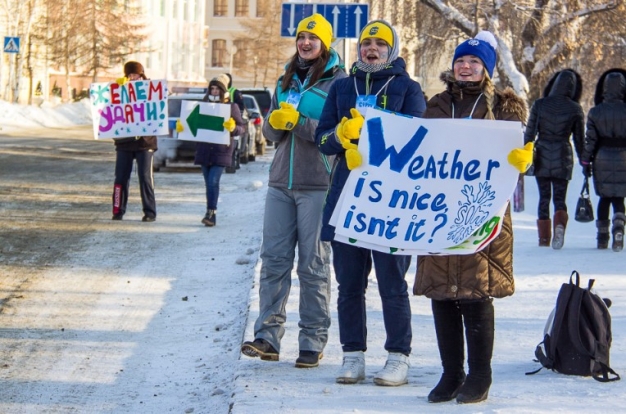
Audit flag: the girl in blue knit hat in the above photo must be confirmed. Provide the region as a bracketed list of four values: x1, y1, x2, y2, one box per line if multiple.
[413, 31, 529, 404]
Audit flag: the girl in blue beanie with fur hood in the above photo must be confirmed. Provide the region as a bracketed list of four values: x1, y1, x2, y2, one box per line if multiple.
[413, 31, 528, 404]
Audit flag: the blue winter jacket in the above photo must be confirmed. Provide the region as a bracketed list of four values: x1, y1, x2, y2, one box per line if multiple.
[315, 57, 426, 241]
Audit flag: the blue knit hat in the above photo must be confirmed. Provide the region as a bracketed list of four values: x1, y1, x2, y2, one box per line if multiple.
[452, 31, 497, 78]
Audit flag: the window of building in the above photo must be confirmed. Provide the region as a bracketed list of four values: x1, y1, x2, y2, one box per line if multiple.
[235, 0, 249, 17]
[256, 0, 268, 17]
[233, 39, 247, 67]
[214, 0, 227, 16]
[212, 39, 227, 67]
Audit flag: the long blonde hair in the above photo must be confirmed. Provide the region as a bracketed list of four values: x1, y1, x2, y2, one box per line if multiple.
[481, 71, 496, 120]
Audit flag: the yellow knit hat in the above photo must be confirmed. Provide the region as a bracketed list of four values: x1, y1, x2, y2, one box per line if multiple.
[359, 21, 394, 47]
[296, 13, 333, 50]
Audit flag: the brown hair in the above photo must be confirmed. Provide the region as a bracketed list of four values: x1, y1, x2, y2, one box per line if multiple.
[280, 46, 330, 92]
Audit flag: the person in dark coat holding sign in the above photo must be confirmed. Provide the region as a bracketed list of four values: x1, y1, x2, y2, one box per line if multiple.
[193, 73, 245, 227]
[111, 61, 158, 222]
[413, 31, 528, 404]
[316, 19, 425, 387]
[523, 69, 585, 249]
[580, 68, 626, 252]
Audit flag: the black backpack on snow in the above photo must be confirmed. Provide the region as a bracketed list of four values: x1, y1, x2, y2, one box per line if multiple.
[527, 271, 620, 382]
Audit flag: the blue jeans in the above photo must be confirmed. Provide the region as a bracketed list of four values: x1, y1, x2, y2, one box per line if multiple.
[331, 241, 412, 355]
[201, 165, 224, 210]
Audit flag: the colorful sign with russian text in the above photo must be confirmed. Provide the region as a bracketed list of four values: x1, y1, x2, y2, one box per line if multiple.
[89, 79, 168, 139]
[176, 101, 230, 145]
[330, 108, 523, 255]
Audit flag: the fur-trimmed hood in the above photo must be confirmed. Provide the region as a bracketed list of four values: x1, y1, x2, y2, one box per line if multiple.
[437, 70, 528, 123]
[594, 68, 626, 105]
[543, 69, 583, 102]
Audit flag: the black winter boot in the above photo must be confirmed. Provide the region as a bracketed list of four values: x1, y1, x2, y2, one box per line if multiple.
[456, 299, 494, 404]
[611, 213, 625, 252]
[428, 300, 466, 403]
[202, 209, 216, 227]
[596, 220, 610, 249]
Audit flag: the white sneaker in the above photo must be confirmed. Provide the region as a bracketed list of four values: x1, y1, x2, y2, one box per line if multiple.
[336, 351, 365, 384]
[373, 352, 409, 386]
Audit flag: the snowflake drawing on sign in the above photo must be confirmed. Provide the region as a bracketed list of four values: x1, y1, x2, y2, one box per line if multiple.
[90, 84, 110, 105]
[448, 181, 496, 244]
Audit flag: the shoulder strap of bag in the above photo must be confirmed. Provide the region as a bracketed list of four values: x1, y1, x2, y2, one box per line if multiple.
[581, 177, 591, 197]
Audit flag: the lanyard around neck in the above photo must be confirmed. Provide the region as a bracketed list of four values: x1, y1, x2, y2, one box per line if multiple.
[452, 93, 484, 119]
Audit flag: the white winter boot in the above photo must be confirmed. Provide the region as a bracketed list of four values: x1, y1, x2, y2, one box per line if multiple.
[336, 351, 365, 384]
[373, 352, 409, 386]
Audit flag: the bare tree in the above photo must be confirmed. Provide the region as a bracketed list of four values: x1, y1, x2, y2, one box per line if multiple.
[411, 0, 625, 104]
[81, 0, 150, 83]
[234, 0, 300, 88]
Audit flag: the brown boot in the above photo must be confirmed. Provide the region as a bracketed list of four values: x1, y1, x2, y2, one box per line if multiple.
[537, 219, 551, 247]
[552, 210, 568, 250]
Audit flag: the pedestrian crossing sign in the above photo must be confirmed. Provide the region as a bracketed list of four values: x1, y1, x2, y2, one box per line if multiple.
[3, 37, 20, 53]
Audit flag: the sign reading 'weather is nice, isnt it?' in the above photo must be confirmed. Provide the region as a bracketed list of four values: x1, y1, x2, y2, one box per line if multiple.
[89, 79, 168, 139]
[330, 108, 523, 255]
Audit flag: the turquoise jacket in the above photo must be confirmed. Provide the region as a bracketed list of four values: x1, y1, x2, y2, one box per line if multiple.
[262, 49, 347, 190]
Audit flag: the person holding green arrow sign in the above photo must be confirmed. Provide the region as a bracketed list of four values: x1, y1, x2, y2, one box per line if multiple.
[193, 74, 246, 227]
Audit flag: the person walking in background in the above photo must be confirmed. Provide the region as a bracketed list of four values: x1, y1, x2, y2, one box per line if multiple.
[413, 31, 528, 403]
[225, 73, 245, 114]
[241, 13, 346, 368]
[111, 61, 158, 222]
[523, 69, 585, 249]
[316, 20, 426, 386]
[193, 74, 245, 227]
[580, 68, 626, 252]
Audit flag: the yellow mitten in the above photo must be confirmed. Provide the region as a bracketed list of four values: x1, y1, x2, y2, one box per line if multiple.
[176, 119, 184, 133]
[507, 142, 534, 173]
[345, 148, 362, 170]
[223, 117, 236, 132]
[116, 77, 128, 86]
[268, 102, 300, 130]
[341, 108, 364, 140]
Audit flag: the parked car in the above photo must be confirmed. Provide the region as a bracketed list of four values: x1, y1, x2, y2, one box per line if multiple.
[239, 88, 273, 148]
[242, 94, 265, 157]
[158, 87, 256, 173]
[154, 87, 207, 170]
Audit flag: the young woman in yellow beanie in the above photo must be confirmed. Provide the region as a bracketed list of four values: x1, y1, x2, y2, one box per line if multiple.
[316, 19, 426, 387]
[241, 13, 347, 368]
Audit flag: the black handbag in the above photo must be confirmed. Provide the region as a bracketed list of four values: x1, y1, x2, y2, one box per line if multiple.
[574, 177, 594, 223]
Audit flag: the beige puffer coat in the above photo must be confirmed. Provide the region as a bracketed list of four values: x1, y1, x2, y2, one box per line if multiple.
[413, 72, 528, 301]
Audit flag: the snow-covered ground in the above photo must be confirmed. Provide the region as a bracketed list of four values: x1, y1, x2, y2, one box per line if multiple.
[1, 99, 624, 413]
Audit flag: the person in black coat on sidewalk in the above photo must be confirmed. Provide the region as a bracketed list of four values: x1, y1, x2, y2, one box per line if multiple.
[524, 69, 585, 249]
[112, 61, 158, 222]
[581, 68, 626, 252]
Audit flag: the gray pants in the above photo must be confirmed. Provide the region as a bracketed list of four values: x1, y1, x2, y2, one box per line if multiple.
[254, 186, 331, 353]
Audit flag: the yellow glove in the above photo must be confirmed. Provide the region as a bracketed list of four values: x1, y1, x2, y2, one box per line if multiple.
[345, 148, 362, 170]
[341, 108, 364, 140]
[223, 117, 236, 132]
[176, 119, 184, 133]
[116, 77, 128, 86]
[268, 102, 300, 130]
[507, 142, 534, 173]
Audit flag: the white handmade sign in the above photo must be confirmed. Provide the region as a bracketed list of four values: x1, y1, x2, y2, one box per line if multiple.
[176, 101, 230, 145]
[89, 79, 168, 139]
[330, 108, 523, 255]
